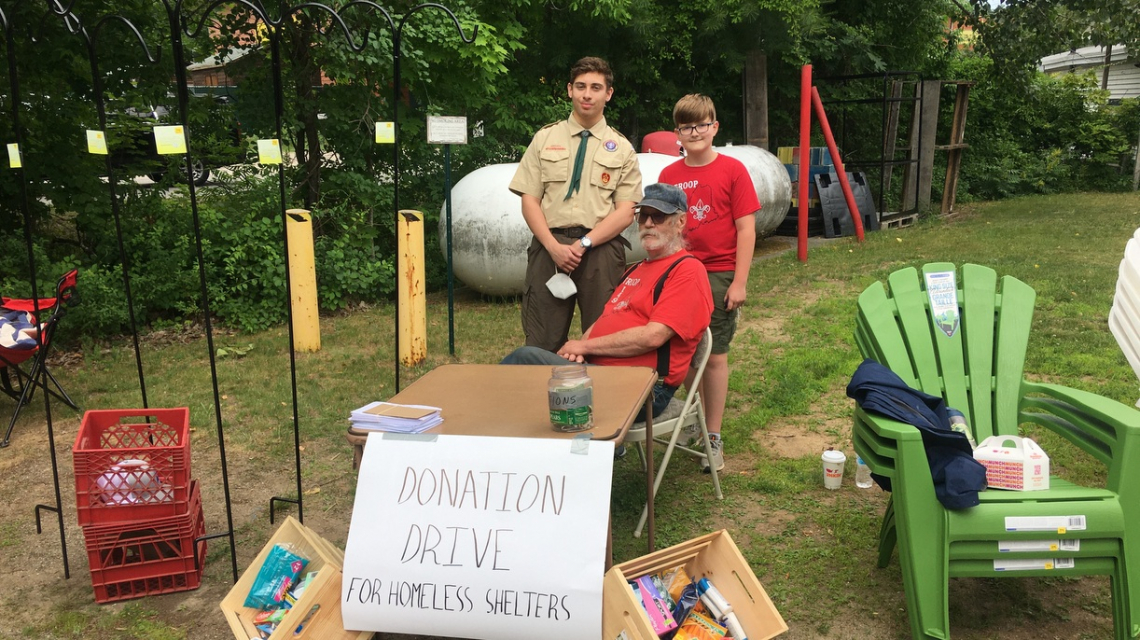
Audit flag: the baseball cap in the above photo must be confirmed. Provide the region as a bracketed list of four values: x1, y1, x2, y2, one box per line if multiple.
[636, 183, 686, 214]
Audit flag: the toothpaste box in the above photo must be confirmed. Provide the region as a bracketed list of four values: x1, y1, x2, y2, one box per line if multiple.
[973, 435, 1050, 491]
[634, 575, 678, 636]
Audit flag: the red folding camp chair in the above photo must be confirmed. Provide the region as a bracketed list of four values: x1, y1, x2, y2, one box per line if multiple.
[1, 269, 80, 447]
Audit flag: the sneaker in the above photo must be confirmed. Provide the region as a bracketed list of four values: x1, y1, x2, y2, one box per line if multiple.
[614, 444, 627, 460]
[701, 436, 724, 473]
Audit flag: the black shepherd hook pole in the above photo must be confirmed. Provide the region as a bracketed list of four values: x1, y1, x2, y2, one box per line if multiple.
[151, 0, 240, 583]
[389, 3, 475, 392]
[186, 0, 387, 528]
[264, 1, 383, 526]
[189, 0, 300, 530]
[48, 2, 159, 412]
[0, 4, 69, 578]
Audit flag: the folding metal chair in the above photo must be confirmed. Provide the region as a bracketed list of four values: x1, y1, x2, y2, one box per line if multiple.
[626, 328, 722, 538]
[1, 269, 80, 447]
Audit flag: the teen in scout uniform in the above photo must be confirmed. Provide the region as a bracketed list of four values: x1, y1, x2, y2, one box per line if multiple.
[509, 56, 643, 353]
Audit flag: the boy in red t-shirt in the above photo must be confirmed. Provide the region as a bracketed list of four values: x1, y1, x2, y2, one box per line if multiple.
[658, 94, 760, 473]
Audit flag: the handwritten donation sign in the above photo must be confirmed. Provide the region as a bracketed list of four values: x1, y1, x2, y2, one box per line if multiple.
[925, 270, 960, 338]
[342, 432, 614, 640]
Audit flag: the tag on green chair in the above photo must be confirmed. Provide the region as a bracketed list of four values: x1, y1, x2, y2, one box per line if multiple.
[925, 270, 960, 338]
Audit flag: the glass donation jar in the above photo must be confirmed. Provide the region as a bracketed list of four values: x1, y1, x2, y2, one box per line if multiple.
[548, 364, 594, 432]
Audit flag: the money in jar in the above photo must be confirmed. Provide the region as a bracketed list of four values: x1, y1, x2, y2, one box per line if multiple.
[548, 364, 594, 432]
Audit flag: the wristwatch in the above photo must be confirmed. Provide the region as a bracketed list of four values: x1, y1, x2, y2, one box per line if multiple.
[580, 236, 593, 251]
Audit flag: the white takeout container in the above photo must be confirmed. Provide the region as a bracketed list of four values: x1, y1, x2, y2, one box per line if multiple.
[973, 435, 1050, 491]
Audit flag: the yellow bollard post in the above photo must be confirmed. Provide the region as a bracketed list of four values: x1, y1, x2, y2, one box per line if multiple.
[398, 209, 427, 366]
[285, 209, 321, 352]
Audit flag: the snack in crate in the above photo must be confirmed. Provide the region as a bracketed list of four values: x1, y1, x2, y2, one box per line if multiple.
[244, 544, 309, 610]
[674, 609, 728, 639]
[672, 580, 702, 629]
[250, 571, 320, 637]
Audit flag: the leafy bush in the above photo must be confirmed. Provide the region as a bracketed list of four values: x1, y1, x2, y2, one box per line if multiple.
[4, 169, 401, 338]
[947, 51, 1139, 201]
[311, 195, 395, 313]
[65, 264, 132, 339]
[193, 171, 397, 332]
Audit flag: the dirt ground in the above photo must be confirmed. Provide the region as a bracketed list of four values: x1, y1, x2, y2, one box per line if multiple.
[0, 236, 1114, 640]
[1, 376, 1113, 640]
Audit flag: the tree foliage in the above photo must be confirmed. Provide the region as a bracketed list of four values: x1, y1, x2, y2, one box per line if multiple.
[960, 0, 1140, 80]
[3, 0, 1135, 337]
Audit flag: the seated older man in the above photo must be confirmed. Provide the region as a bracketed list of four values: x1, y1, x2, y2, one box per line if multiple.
[501, 182, 713, 418]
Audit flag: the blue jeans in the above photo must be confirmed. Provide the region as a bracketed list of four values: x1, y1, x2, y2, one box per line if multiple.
[500, 346, 676, 420]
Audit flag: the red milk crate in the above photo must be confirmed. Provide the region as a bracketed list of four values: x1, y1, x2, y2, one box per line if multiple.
[73, 408, 192, 527]
[84, 480, 206, 603]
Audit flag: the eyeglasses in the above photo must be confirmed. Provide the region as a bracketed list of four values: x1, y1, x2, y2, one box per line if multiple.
[676, 122, 715, 136]
[637, 210, 673, 225]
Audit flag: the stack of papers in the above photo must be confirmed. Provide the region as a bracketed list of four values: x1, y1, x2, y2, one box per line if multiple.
[350, 401, 443, 433]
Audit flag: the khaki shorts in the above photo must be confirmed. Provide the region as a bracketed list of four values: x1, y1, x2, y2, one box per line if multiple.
[707, 271, 738, 355]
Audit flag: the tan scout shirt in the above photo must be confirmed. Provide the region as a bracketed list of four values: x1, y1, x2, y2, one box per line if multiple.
[509, 116, 642, 230]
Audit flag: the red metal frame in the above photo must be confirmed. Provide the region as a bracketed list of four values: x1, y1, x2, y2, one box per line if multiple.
[811, 86, 865, 242]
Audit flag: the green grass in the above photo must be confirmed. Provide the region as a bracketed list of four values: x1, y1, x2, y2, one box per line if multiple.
[27, 603, 185, 640]
[9, 191, 1140, 638]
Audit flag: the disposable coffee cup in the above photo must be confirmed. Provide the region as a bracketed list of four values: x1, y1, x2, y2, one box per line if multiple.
[822, 449, 847, 490]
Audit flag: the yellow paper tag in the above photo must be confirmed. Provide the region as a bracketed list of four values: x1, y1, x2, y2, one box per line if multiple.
[153, 125, 187, 155]
[86, 130, 108, 155]
[375, 121, 394, 144]
[7, 143, 21, 168]
[257, 139, 282, 165]
[1058, 527, 1067, 535]
[1049, 543, 1058, 551]
[1044, 561, 1054, 570]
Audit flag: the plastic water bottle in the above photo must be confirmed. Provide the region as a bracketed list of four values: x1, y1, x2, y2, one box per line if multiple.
[855, 456, 873, 489]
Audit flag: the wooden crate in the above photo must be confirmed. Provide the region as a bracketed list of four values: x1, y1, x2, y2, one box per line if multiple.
[220, 517, 372, 640]
[602, 530, 787, 640]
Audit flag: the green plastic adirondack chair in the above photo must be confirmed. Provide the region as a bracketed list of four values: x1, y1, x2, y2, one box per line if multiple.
[851, 263, 1140, 640]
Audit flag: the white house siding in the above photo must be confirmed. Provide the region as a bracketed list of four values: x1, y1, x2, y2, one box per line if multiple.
[1041, 45, 1140, 102]
[1108, 63, 1140, 101]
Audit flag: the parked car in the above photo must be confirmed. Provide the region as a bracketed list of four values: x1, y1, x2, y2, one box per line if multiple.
[108, 94, 246, 185]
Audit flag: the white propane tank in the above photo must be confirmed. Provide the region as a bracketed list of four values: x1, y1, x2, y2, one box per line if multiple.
[715, 144, 792, 238]
[439, 148, 789, 295]
[437, 163, 527, 296]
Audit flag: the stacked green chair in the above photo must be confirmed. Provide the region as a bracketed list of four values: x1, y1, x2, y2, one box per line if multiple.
[852, 263, 1140, 639]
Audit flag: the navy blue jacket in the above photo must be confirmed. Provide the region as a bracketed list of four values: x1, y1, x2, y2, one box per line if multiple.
[847, 359, 987, 509]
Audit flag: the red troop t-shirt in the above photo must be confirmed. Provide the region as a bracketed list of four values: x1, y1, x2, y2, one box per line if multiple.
[588, 252, 713, 386]
[659, 154, 761, 272]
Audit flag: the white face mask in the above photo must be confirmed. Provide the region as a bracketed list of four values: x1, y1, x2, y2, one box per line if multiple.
[546, 272, 577, 299]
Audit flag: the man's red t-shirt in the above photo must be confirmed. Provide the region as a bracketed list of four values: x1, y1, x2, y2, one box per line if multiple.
[659, 154, 761, 272]
[588, 251, 713, 386]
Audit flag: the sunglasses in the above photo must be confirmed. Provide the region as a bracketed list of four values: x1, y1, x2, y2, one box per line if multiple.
[636, 210, 674, 225]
